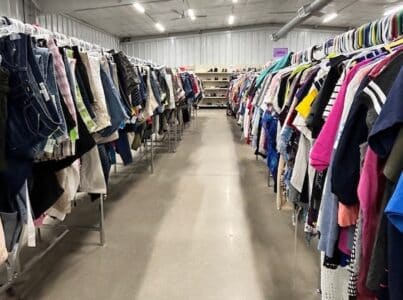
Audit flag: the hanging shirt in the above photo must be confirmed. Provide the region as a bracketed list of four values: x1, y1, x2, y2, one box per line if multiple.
[332, 52, 403, 205]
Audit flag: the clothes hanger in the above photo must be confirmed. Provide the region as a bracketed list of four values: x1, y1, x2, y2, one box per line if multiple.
[0, 17, 22, 37]
[385, 36, 403, 51]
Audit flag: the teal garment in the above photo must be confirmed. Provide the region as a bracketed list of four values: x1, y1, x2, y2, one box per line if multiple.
[255, 53, 292, 89]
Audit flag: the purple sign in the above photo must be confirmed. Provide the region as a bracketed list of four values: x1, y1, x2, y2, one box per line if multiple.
[273, 47, 288, 58]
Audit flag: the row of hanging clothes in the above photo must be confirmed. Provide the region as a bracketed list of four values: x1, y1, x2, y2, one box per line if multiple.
[179, 71, 204, 107]
[0, 16, 199, 266]
[227, 71, 260, 118]
[229, 10, 403, 300]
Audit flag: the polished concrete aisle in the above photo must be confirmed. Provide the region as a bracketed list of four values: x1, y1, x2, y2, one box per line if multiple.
[14, 110, 319, 300]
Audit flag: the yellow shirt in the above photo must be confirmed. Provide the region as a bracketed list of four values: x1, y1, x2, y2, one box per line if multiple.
[295, 87, 318, 118]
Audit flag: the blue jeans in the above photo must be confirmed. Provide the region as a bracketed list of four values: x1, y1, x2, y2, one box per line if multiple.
[0, 34, 60, 160]
[116, 129, 133, 165]
[33, 46, 67, 141]
[99, 67, 127, 137]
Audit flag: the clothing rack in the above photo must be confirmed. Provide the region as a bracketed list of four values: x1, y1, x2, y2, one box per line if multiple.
[238, 9, 403, 299]
[0, 16, 110, 296]
[289, 10, 402, 66]
[0, 16, 154, 296]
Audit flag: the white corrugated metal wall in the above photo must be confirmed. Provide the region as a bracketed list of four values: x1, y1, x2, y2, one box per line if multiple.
[0, 0, 119, 49]
[121, 27, 340, 67]
[36, 14, 119, 49]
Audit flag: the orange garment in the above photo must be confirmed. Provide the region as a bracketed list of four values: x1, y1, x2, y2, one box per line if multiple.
[338, 202, 359, 227]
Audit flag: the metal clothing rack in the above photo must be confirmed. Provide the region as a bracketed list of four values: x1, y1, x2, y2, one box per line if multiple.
[0, 194, 106, 296]
[113, 135, 155, 175]
[0, 15, 194, 298]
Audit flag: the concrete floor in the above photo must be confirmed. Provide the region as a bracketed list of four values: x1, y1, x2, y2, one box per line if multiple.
[8, 110, 320, 300]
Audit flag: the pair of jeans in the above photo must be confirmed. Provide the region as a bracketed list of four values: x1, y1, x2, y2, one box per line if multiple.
[0, 34, 60, 160]
[0, 67, 8, 171]
[150, 70, 163, 113]
[135, 65, 147, 106]
[33, 46, 68, 142]
[115, 129, 133, 165]
[99, 67, 127, 137]
[98, 144, 111, 184]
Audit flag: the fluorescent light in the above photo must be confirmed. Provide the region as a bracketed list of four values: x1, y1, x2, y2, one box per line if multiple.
[188, 9, 196, 21]
[322, 12, 338, 23]
[155, 22, 165, 32]
[383, 4, 403, 16]
[232, 0, 238, 3]
[132, 2, 145, 13]
[228, 15, 235, 25]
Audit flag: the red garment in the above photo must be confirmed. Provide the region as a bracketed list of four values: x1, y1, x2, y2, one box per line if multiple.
[357, 148, 385, 299]
[191, 75, 199, 95]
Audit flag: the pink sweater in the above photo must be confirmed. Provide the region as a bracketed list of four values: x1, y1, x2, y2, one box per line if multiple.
[357, 148, 385, 300]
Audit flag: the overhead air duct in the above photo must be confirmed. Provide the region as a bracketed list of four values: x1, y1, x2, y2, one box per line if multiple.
[271, 0, 334, 41]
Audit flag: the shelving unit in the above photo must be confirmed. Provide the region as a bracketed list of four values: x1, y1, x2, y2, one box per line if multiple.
[196, 70, 231, 108]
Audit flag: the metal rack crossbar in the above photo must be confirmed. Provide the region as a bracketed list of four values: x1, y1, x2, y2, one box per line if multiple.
[0, 193, 106, 296]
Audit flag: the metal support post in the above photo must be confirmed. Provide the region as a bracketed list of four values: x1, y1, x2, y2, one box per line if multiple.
[150, 137, 154, 173]
[99, 194, 106, 246]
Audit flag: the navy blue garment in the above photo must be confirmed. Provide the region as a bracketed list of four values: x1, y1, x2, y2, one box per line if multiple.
[72, 46, 96, 117]
[150, 69, 163, 112]
[0, 66, 8, 171]
[388, 219, 403, 300]
[115, 129, 133, 165]
[99, 67, 127, 137]
[33, 46, 66, 141]
[75, 63, 96, 119]
[262, 110, 279, 179]
[369, 67, 403, 159]
[105, 143, 116, 165]
[0, 34, 61, 214]
[332, 53, 403, 205]
[0, 34, 60, 160]
[98, 144, 111, 184]
[136, 66, 147, 106]
[180, 73, 195, 101]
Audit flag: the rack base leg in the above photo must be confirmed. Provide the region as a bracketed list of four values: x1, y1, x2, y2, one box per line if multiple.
[99, 194, 106, 246]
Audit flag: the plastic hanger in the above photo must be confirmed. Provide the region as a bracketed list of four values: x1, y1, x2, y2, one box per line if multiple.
[385, 36, 403, 51]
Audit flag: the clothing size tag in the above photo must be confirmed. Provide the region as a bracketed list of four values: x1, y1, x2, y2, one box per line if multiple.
[44, 138, 56, 154]
[39, 82, 51, 101]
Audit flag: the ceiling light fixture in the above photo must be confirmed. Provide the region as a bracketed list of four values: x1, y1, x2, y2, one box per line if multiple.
[188, 9, 196, 21]
[228, 15, 235, 25]
[383, 3, 403, 16]
[232, 0, 238, 3]
[322, 12, 338, 23]
[155, 22, 165, 32]
[132, 2, 145, 13]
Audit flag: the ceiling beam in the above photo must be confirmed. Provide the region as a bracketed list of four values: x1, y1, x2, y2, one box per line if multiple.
[121, 22, 349, 42]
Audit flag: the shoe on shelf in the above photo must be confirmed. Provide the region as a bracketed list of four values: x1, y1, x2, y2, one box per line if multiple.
[208, 68, 213, 72]
[214, 77, 219, 80]
[214, 67, 218, 72]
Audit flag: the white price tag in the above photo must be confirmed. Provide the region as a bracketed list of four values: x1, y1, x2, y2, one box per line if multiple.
[44, 138, 56, 154]
[39, 82, 51, 101]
